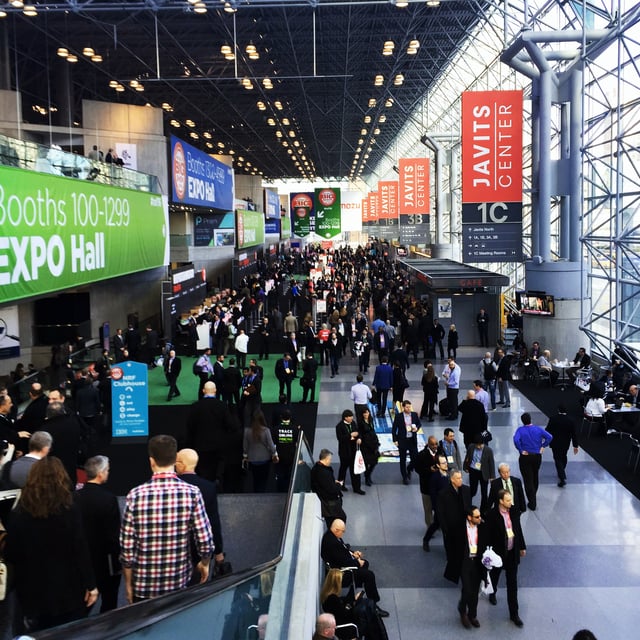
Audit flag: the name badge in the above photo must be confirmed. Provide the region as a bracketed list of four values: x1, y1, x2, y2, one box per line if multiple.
[447, 455, 454, 464]
[474, 462, 482, 470]
[506, 528, 515, 539]
[469, 544, 477, 555]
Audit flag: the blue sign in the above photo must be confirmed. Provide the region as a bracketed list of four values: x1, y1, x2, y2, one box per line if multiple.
[110, 361, 149, 437]
[265, 217, 281, 234]
[264, 188, 280, 219]
[170, 135, 234, 211]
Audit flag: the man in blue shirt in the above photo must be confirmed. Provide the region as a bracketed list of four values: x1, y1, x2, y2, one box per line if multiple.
[513, 412, 553, 510]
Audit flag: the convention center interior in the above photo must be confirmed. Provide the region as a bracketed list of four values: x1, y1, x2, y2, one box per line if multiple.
[0, 1, 639, 639]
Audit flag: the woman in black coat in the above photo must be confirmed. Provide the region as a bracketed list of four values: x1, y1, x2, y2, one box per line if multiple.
[358, 408, 380, 487]
[5, 457, 98, 634]
[392, 361, 407, 405]
[447, 323, 459, 359]
[420, 362, 439, 421]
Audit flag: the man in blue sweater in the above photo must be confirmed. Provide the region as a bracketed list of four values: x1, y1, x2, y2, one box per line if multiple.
[513, 412, 553, 511]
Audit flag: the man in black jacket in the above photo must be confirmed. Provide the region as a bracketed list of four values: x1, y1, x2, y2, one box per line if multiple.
[487, 463, 527, 514]
[546, 404, 579, 487]
[74, 455, 121, 612]
[176, 448, 226, 580]
[310, 449, 345, 527]
[391, 400, 421, 485]
[482, 489, 527, 627]
[320, 519, 389, 617]
[186, 381, 238, 486]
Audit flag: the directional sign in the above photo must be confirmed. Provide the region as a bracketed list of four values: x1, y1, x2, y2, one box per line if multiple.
[462, 201, 522, 262]
[110, 361, 149, 437]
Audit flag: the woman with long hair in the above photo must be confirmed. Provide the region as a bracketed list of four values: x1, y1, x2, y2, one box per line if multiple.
[420, 362, 439, 421]
[358, 408, 380, 487]
[243, 410, 278, 492]
[5, 457, 98, 633]
[320, 569, 358, 629]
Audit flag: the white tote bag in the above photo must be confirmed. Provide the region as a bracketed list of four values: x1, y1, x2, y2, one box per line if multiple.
[353, 446, 366, 475]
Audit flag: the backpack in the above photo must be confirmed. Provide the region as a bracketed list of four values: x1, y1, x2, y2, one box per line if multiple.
[193, 360, 203, 376]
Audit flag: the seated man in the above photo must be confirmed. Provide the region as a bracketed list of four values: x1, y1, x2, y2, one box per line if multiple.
[320, 519, 389, 617]
[567, 347, 591, 382]
[537, 350, 559, 385]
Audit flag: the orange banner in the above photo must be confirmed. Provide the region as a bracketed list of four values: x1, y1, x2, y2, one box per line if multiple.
[398, 158, 430, 215]
[362, 196, 370, 224]
[378, 181, 399, 220]
[461, 90, 523, 203]
[368, 192, 379, 223]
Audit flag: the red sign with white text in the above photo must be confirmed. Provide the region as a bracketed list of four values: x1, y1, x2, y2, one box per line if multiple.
[378, 181, 399, 220]
[368, 192, 379, 223]
[362, 197, 370, 224]
[461, 90, 523, 203]
[398, 158, 430, 214]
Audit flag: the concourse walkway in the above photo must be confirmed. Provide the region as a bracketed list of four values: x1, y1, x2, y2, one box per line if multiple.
[312, 346, 640, 639]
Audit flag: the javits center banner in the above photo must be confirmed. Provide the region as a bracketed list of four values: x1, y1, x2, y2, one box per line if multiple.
[461, 90, 523, 262]
[398, 158, 430, 245]
[0, 164, 168, 304]
[377, 181, 399, 240]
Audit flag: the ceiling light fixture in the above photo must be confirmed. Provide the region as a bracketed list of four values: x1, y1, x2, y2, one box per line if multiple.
[385, 98, 394, 107]
[91, 54, 103, 63]
[368, 98, 376, 108]
[221, 44, 232, 55]
[57, 47, 69, 58]
[67, 54, 78, 63]
[82, 47, 95, 57]
[223, 2, 237, 13]
[10, 0, 23, 8]
[393, 74, 404, 86]
[374, 74, 384, 86]
[23, 5, 37, 17]
[193, 2, 207, 14]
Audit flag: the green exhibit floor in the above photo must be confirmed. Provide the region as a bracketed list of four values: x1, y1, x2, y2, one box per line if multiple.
[147, 353, 321, 406]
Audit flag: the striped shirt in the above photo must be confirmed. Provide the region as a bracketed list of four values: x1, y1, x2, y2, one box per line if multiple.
[120, 472, 213, 599]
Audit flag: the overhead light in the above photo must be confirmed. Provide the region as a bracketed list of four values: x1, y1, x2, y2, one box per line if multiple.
[374, 74, 384, 86]
[293, 140, 300, 147]
[246, 43, 257, 54]
[379, 114, 386, 122]
[206, 142, 213, 149]
[190, 132, 199, 139]
[23, 4, 37, 16]
[10, 0, 24, 8]
[57, 47, 69, 58]
[393, 74, 404, 86]
[263, 78, 273, 89]
[203, 131, 212, 138]
[288, 130, 296, 137]
[409, 39, 420, 49]
[67, 54, 78, 63]
[361, 128, 367, 135]
[274, 101, 283, 110]
[382, 40, 394, 56]
[385, 98, 394, 107]
[267, 118, 276, 126]
[248, 52, 260, 60]
[275, 130, 283, 138]
[374, 128, 380, 135]
[186, 119, 196, 127]
[368, 98, 376, 108]
[221, 44, 232, 55]
[282, 117, 290, 125]
[358, 138, 364, 145]
[223, 2, 236, 13]
[426, 0, 441, 6]
[91, 54, 103, 63]
[217, 142, 225, 148]
[193, 2, 207, 13]
[109, 80, 118, 88]
[115, 83, 125, 92]
[395, 0, 408, 8]
[224, 53, 235, 61]
[364, 115, 371, 123]
[257, 101, 266, 110]
[82, 47, 95, 57]
[135, 84, 144, 91]
[0, 10, 8, 18]
[162, 102, 173, 111]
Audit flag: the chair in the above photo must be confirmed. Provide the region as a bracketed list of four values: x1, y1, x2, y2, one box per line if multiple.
[581, 414, 603, 438]
[336, 622, 360, 640]
[535, 366, 553, 388]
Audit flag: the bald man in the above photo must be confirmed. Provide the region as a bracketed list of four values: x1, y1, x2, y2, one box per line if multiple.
[320, 519, 389, 617]
[458, 389, 487, 447]
[19, 382, 49, 430]
[312, 613, 338, 640]
[176, 448, 225, 572]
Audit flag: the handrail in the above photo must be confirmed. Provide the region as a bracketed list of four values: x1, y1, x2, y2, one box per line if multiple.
[24, 431, 315, 640]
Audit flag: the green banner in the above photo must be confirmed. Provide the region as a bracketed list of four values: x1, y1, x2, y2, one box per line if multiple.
[236, 208, 265, 249]
[0, 165, 168, 304]
[281, 210, 291, 239]
[315, 188, 341, 239]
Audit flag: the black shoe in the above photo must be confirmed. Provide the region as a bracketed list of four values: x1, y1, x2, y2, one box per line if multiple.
[469, 618, 480, 628]
[558, 480, 566, 487]
[422, 541, 430, 552]
[341, 485, 349, 492]
[166, 396, 172, 401]
[459, 612, 471, 629]
[503, 404, 511, 408]
[354, 489, 366, 495]
[365, 478, 373, 487]
[511, 616, 524, 627]
[527, 502, 536, 511]
[175, 392, 181, 397]
[489, 594, 497, 606]
[375, 606, 389, 618]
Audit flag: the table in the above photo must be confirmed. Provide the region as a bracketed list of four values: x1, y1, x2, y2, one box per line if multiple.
[607, 405, 640, 437]
[552, 360, 571, 390]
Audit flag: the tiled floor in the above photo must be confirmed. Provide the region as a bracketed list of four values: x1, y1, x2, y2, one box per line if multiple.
[313, 347, 640, 639]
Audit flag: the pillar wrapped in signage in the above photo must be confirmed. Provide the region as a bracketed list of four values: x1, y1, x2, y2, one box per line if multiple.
[398, 158, 430, 244]
[461, 90, 523, 262]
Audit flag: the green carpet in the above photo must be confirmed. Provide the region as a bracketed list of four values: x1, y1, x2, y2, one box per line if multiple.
[148, 354, 321, 406]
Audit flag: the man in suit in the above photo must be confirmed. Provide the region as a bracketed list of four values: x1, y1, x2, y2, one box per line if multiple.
[320, 519, 389, 617]
[482, 489, 527, 627]
[476, 308, 490, 348]
[310, 449, 345, 527]
[430, 319, 446, 360]
[213, 354, 226, 404]
[457, 389, 487, 446]
[546, 404, 579, 487]
[7, 430, 51, 488]
[176, 448, 226, 580]
[74, 455, 121, 612]
[274, 353, 295, 403]
[414, 435, 440, 529]
[113, 328, 126, 362]
[223, 357, 242, 409]
[392, 400, 421, 485]
[372, 356, 393, 417]
[487, 463, 526, 514]
[457, 506, 485, 628]
[45, 401, 82, 486]
[285, 332, 301, 375]
[567, 347, 592, 382]
[164, 349, 182, 401]
[18, 383, 48, 431]
[437, 469, 472, 583]
[186, 381, 237, 486]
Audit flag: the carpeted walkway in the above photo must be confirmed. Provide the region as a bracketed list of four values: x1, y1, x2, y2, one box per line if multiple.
[512, 379, 640, 500]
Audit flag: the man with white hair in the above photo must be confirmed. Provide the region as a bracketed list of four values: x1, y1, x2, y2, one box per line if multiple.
[312, 613, 338, 640]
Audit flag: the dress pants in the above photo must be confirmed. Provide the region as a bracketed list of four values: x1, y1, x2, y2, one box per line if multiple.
[489, 549, 520, 616]
[398, 437, 419, 481]
[377, 388, 389, 416]
[446, 388, 459, 418]
[338, 450, 362, 492]
[551, 446, 569, 481]
[468, 468, 489, 512]
[459, 555, 481, 619]
[518, 452, 542, 508]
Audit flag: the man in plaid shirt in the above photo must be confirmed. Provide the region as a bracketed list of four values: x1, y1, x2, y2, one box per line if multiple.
[120, 435, 214, 602]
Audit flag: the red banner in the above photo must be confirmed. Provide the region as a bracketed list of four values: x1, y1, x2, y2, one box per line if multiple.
[398, 158, 430, 214]
[461, 90, 523, 203]
[362, 197, 370, 224]
[368, 192, 379, 223]
[378, 181, 399, 220]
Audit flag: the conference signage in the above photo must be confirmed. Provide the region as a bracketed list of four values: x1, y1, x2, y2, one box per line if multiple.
[264, 217, 281, 235]
[461, 90, 523, 262]
[170, 135, 234, 210]
[264, 188, 280, 219]
[193, 211, 235, 246]
[378, 181, 399, 239]
[290, 192, 314, 237]
[0, 164, 168, 304]
[368, 192, 379, 224]
[315, 188, 342, 239]
[111, 360, 149, 437]
[361, 197, 369, 226]
[281, 210, 292, 239]
[340, 190, 363, 232]
[236, 208, 265, 249]
[398, 157, 431, 244]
